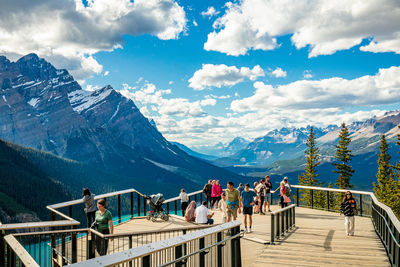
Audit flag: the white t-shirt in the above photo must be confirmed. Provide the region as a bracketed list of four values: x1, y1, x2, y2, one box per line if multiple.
[195, 205, 210, 224]
[179, 192, 189, 202]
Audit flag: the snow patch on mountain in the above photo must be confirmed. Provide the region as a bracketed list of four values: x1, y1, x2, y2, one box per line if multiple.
[27, 98, 40, 108]
[68, 87, 112, 113]
[145, 158, 179, 172]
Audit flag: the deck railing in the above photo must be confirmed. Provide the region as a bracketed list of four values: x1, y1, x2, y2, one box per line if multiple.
[272, 184, 399, 267]
[270, 204, 295, 244]
[68, 221, 243, 267]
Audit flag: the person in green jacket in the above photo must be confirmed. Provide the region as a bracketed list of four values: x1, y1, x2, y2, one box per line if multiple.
[94, 199, 113, 256]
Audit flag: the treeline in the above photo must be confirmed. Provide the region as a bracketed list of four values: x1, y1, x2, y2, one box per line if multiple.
[0, 139, 72, 221]
[298, 124, 400, 218]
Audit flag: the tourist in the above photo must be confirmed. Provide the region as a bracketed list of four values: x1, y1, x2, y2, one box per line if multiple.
[179, 189, 189, 217]
[241, 183, 258, 233]
[203, 180, 213, 207]
[94, 199, 113, 256]
[185, 201, 197, 222]
[253, 182, 260, 214]
[237, 183, 244, 194]
[255, 179, 266, 215]
[218, 192, 228, 223]
[211, 180, 223, 209]
[195, 201, 214, 225]
[225, 181, 242, 222]
[264, 176, 272, 212]
[280, 177, 291, 208]
[82, 188, 96, 228]
[340, 191, 357, 236]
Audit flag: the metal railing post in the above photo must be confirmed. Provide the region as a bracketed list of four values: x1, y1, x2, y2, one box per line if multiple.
[167, 203, 170, 214]
[118, 194, 122, 224]
[61, 234, 67, 265]
[131, 192, 134, 218]
[276, 213, 280, 238]
[327, 191, 330, 211]
[311, 189, 314, 209]
[129, 236, 133, 267]
[199, 237, 205, 267]
[72, 232, 78, 263]
[234, 226, 242, 267]
[200, 193, 203, 202]
[271, 213, 275, 244]
[175, 245, 183, 267]
[270, 192, 273, 206]
[360, 194, 363, 216]
[142, 255, 150, 267]
[69, 206, 73, 218]
[143, 196, 147, 216]
[195, 194, 197, 203]
[175, 200, 178, 215]
[137, 193, 141, 216]
[217, 232, 223, 267]
[285, 209, 289, 233]
[296, 188, 299, 207]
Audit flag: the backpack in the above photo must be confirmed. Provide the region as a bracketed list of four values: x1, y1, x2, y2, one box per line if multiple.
[284, 185, 291, 197]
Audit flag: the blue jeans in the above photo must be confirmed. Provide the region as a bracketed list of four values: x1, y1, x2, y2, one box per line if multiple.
[207, 218, 214, 225]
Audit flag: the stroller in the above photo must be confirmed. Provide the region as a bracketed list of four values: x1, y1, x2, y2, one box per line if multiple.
[145, 193, 169, 222]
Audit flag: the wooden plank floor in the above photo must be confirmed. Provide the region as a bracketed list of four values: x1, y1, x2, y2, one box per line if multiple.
[64, 205, 390, 266]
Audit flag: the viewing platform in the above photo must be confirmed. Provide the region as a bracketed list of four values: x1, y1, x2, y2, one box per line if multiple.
[0, 185, 399, 267]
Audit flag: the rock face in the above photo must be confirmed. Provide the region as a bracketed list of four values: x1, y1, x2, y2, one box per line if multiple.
[0, 54, 243, 187]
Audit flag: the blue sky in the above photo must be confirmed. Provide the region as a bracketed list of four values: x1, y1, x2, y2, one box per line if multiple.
[1, 0, 400, 147]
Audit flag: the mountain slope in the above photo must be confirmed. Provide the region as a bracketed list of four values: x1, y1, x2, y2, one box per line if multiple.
[0, 53, 244, 192]
[0, 139, 72, 222]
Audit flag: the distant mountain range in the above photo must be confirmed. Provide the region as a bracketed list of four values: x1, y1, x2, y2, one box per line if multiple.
[180, 112, 400, 190]
[0, 54, 246, 221]
[188, 137, 250, 159]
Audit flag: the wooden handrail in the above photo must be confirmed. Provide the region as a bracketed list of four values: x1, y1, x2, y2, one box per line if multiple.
[0, 220, 79, 231]
[4, 235, 40, 267]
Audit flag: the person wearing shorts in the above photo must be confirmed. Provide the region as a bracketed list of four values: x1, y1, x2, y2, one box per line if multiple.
[225, 181, 241, 222]
[241, 184, 258, 233]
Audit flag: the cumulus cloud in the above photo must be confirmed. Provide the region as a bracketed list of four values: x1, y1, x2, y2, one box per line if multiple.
[120, 83, 209, 117]
[204, 0, 400, 57]
[231, 66, 400, 112]
[201, 7, 220, 18]
[0, 0, 186, 79]
[189, 64, 265, 90]
[271, 67, 287, 78]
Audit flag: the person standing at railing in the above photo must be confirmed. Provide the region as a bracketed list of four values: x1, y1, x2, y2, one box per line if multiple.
[82, 188, 96, 228]
[211, 180, 223, 210]
[94, 199, 114, 256]
[264, 175, 273, 212]
[203, 180, 213, 207]
[218, 192, 228, 223]
[255, 178, 267, 215]
[225, 181, 242, 222]
[179, 189, 189, 217]
[280, 177, 291, 208]
[340, 191, 357, 236]
[253, 181, 260, 214]
[241, 183, 258, 233]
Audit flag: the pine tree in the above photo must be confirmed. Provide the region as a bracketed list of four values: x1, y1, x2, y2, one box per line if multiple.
[373, 135, 395, 201]
[327, 182, 336, 211]
[332, 123, 354, 207]
[298, 126, 324, 208]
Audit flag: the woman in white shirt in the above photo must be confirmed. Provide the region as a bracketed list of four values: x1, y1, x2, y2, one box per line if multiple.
[179, 189, 189, 217]
[218, 192, 228, 223]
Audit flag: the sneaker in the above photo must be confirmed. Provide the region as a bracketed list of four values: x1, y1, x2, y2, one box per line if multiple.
[260, 212, 265, 215]
[268, 210, 272, 212]
[249, 228, 252, 233]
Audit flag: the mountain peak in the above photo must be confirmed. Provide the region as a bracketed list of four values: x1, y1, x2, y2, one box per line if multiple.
[17, 53, 40, 62]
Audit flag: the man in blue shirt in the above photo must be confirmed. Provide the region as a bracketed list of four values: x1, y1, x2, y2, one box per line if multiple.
[240, 183, 258, 233]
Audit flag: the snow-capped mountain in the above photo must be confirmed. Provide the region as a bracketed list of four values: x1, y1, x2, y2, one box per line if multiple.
[0, 54, 243, 189]
[213, 114, 400, 168]
[191, 137, 250, 158]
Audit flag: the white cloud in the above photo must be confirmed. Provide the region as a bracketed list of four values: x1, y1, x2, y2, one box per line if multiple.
[189, 64, 265, 90]
[303, 70, 313, 79]
[85, 84, 100, 91]
[0, 0, 186, 79]
[104, 71, 110, 76]
[201, 7, 220, 18]
[193, 20, 198, 27]
[120, 83, 207, 117]
[271, 67, 287, 78]
[168, 81, 174, 85]
[204, 0, 400, 57]
[231, 66, 400, 112]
